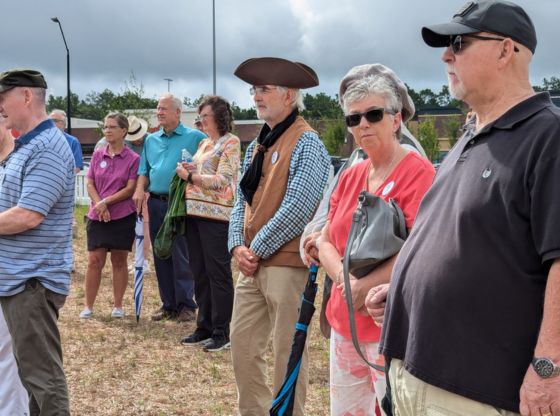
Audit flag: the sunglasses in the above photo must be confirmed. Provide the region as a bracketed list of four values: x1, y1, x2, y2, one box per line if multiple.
[345, 107, 395, 128]
[449, 34, 520, 54]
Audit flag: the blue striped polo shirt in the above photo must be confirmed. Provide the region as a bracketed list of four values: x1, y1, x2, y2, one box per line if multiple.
[0, 119, 75, 296]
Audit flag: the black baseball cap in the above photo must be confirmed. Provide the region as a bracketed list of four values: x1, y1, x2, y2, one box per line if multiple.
[422, 0, 537, 54]
[0, 69, 48, 93]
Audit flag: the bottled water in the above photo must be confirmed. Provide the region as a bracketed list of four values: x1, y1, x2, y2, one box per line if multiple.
[181, 149, 193, 163]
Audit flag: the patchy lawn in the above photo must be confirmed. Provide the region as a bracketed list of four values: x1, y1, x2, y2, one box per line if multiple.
[62, 206, 330, 415]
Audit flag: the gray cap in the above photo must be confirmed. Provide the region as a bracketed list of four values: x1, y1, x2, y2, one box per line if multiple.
[422, 0, 537, 54]
[339, 63, 415, 123]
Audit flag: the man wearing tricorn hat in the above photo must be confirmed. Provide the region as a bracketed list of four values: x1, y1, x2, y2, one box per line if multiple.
[228, 57, 330, 415]
[0, 69, 74, 414]
[375, 1, 560, 415]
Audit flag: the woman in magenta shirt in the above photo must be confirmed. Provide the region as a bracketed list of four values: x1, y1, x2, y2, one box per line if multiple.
[80, 113, 140, 319]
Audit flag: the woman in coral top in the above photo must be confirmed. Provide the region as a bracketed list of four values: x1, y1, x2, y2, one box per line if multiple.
[317, 65, 435, 416]
[176, 96, 240, 352]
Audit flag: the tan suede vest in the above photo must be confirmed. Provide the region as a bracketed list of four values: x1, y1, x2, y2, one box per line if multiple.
[243, 116, 316, 268]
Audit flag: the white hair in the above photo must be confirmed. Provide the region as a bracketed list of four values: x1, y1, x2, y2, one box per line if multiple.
[50, 109, 67, 126]
[30, 87, 46, 106]
[277, 87, 305, 111]
[159, 93, 183, 111]
[342, 76, 400, 116]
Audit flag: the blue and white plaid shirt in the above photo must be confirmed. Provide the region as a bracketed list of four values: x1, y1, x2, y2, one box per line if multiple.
[228, 130, 330, 259]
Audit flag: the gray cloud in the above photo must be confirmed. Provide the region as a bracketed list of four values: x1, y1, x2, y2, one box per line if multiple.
[2, 0, 557, 112]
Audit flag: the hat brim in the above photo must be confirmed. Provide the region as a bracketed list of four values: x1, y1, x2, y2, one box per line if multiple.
[422, 22, 479, 47]
[125, 118, 148, 141]
[0, 85, 15, 94]
[234, 57, 319, 89]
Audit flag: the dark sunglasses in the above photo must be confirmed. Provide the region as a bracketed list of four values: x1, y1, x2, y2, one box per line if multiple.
[345, 107, 395, 127]
[449, 34, 520, 54]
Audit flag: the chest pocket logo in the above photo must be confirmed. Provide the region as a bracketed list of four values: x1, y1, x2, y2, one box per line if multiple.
[482, 168, 492, 179]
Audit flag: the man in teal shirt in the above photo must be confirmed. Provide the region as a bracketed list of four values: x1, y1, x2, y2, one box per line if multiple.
[134, 93, 205, 322]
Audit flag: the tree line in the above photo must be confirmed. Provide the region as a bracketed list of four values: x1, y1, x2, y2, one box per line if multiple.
[47, 75, 560, 159]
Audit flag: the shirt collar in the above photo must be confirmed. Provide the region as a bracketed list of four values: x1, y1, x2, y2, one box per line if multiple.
[156, 122, 186, 138]
[101, 144, 130, 159]
[487, 92, 553, 131]
[15, 119, 55, 150]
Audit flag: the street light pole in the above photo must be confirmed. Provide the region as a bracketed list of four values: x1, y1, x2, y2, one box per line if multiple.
[212, 0, 216, 94]
[164, 78, 173, 92]
[51, 17, 72, 134]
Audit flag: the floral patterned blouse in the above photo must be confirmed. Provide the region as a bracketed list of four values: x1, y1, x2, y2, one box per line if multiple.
[185, 133, 241, 222]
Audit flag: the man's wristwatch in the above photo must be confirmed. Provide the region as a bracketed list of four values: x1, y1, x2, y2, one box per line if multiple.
[532, 357, 560, 378]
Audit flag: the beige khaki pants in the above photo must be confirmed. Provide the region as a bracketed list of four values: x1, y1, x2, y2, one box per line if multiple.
[230, 266, 309, 416]
[389, 359, 519, 416]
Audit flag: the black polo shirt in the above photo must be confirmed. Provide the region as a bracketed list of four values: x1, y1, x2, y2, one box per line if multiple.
[380, 93, 560, 412]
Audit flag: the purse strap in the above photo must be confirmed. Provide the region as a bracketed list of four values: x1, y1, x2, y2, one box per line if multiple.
[390, 199, 407, 239]
[342, 193, 385, 373]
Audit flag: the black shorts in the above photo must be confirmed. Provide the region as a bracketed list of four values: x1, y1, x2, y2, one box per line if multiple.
[86, 212, 136, 252]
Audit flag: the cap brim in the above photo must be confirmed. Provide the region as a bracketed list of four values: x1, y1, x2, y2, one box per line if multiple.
[422, 22, 478, 47]
[0, 85, 15, 94]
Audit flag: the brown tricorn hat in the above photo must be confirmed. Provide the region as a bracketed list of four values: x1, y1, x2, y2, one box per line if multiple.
[234, 57, 319, 89]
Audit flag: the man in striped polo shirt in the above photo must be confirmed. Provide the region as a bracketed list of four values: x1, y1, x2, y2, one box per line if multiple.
[0, 69, 74, 415]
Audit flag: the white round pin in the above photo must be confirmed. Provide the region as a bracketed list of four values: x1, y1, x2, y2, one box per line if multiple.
[100, 160, 108, 169]
[482, 168, 492, 179]
[271, 151, 279, 164]
[382, 181, 395, 196]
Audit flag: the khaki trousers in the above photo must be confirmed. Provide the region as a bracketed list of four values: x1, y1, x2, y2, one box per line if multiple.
[230, 266, 309, 416]
[389, 359, 519, 416]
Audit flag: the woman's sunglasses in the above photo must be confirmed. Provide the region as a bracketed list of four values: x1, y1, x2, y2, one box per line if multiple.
[345, 107, 395, 128]
[449, 34, 520, 54]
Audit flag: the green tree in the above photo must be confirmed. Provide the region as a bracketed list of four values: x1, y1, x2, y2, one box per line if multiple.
[445, 117, 462, 148]
[321, 119, 347, 155]
[418, 117, 439, 162]
[46, 92, 80, 115]
[183, 95, 205, 109]
[231, 103, 257, 120]
[302, 92, 343, 119]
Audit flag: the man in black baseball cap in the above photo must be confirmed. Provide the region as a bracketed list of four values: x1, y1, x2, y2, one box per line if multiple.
[0, 67, 73, 414]
[422, 0, 537, 54]
[378, 1, 560, 415]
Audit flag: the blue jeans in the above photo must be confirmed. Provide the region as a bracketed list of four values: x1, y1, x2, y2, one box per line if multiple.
[148, 197, 196, 312]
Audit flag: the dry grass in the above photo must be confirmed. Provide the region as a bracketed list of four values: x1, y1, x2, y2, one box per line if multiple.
[62, 206, 330, 415]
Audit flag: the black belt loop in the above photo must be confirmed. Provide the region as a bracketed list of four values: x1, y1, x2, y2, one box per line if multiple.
[149, 193, 169, 201]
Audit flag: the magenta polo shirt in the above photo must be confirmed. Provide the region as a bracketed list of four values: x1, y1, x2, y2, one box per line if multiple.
[86, 145, 140, 221]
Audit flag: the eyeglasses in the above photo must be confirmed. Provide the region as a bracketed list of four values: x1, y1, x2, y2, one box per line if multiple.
[344, 107, 395, 128]
[102, 125, 121, 130]
[249, 86, 278, 96]
[449, 34, 519, 54]
[51, 118, 65, 123]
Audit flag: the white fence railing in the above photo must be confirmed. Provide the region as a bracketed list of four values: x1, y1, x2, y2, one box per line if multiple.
[75, 171, 91, 206]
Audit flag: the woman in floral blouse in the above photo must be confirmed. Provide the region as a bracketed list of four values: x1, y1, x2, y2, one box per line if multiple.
[176, 95, 240, 352]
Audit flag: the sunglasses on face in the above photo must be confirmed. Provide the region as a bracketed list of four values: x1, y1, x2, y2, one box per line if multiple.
[449, 34, 520, 54]
[344, 107, 395, 128]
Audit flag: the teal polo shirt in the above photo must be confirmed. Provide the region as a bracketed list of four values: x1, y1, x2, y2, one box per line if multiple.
[138, 123, 205, 195]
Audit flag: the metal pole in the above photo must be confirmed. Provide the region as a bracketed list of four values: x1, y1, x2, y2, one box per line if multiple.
[164, 78, 173, 92]
[212, 0, 216, 95]
[51, 17, 72, 134]
[66, 50, 71, 133]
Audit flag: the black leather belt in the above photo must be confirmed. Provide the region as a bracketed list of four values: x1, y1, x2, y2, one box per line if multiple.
[149, 193, 169, 201]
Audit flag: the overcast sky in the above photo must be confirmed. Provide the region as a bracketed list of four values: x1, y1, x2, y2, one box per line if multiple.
[2, 0, 558, 113]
